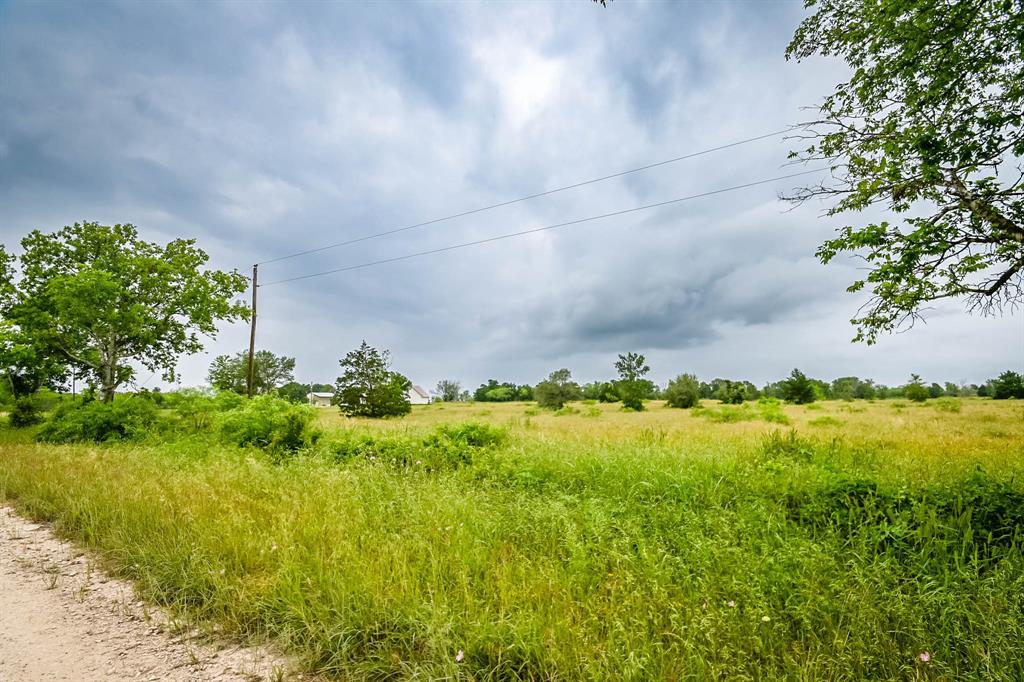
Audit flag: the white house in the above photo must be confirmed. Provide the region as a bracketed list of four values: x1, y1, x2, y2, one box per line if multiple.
[407, 384, 430, 405]
[306, 391, 333, 407]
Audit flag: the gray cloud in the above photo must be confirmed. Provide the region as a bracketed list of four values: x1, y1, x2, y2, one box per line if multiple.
[1, 0, 1020, 391]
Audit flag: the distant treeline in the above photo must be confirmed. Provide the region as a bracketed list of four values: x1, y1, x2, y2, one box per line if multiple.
[460, 370, 1024, 404]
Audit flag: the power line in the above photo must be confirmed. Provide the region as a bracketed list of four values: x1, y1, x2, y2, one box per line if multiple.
[259, 167, 826, 287]
[255, 127, 793, 266]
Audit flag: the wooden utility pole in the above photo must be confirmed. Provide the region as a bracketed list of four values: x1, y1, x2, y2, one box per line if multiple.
[246, 264, 258, 398]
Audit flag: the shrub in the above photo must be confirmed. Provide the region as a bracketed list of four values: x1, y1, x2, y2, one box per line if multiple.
[664, 374, 701, 409]
[328, 422, 506, 471]
[535, 369, 581, 410]
[808, 415, 843, 427]
[8, 397, 44, 427]
[779, 369, 816, 404]
[991, 371, 1024, 399]
[37, 398, 158, 443]
[933, 397, 962, 413]
[903, 374, 929, 402]
[172, 389, 243, 431]
[429, 423, 507, 448]
[334, 342, 412, 418]
[693, 404, 756, 423]
[757, 396, 790, 424]
[219, 395, 319, 453]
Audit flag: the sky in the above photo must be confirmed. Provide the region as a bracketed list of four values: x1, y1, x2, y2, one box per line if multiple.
[1, 0, 1020, 392]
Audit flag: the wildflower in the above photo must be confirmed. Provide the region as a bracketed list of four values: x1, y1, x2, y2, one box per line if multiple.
[918, 651, 931, 663]
[761, 615, 771, 622]
[727, 600, 736, 608]
[456, 650, 464, 663]
[415, 460, 422, 465]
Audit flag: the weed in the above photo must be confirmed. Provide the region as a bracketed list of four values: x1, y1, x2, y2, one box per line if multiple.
[808, 416, 844, 427]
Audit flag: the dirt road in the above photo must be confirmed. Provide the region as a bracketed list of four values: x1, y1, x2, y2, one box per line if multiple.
[0, 506, 299, 681]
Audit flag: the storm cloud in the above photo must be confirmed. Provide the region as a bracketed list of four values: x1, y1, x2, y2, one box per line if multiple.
[1, 0, 1019, 391]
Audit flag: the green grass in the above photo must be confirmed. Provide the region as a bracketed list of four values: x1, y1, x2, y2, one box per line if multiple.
[1, 399, 1023, 680]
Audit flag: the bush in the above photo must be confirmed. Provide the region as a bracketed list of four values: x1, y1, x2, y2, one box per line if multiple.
[429, 422, 507, 448]
[991, 371, 1024, 400]
[757, 396, 790, 424]
[37, 398, 159, 443]
[933, 397, 962, 413]
[664, 374, 701, 409]
[8, 397, 44, 427]
[328, 422, 506, 471]
[779, 369, 816, 404]
[535, 369, 581, 410]
[219, 395, 319, 453]
[172, 389, 243, 431]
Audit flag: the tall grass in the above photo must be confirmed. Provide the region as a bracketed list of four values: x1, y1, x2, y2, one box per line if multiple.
[1, 399, 1022, 680]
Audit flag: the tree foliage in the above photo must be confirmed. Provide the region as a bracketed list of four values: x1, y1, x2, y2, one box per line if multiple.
[786, 0, 1024, 342]
[780, 368, 817, 404]
[208, 349, 295, 395]
[903, 374, 930, 403]
[614, 352, 651, 411]
[435, 379, 463, 402]
[0, 222, 248, 402]
[534, 368, 581, 410]
[473, 379, 533, 402]
[990, 370, 1024, 400]
[334, 341, 411, 418]
[665, 374, 701, 409]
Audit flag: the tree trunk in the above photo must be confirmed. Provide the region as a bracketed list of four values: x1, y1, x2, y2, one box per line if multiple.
[99, 359, 117, 403]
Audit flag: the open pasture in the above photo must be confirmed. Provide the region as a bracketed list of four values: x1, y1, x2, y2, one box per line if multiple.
[2, 398, 1022, 680]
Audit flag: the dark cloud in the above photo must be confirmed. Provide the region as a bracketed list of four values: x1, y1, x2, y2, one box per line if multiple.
[0, 0, 1019, 390]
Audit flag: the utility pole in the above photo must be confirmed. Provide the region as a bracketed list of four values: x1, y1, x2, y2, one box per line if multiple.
[246, 264, 258, 398]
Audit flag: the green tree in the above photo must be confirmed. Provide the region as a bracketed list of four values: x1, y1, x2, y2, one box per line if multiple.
[208, 350, 295, 395]
[779, 369, 817, 404]
[614, 352, 651, 411]
[534, 368, 581, 410]
[435, 379, 463, 402]
[786, 1, 1024, 343]
[334, 341, 411, 418]
[0, 222, 248, 402]
[903, 374, 930, 402]
[277, 381, 313, 403]
[664, 374, 701, 409]
[0, 320, 67, 399]
[990, 370, 1024, 399]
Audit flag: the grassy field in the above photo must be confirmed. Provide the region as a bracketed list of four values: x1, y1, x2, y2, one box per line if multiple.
[1, 398, 1023, 680]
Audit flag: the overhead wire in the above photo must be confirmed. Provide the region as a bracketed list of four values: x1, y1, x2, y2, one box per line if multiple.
[258, 167, 827, 287]
[255, 127, 795, 266]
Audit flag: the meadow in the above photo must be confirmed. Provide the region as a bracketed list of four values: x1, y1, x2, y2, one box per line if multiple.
[1, 397, 1022, 680]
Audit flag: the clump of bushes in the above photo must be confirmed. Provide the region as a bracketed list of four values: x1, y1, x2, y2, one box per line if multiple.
[219, 395, 319, 453]
[172, 389, 244, 431]
[327, 422, 506, 471]
[808, 415, 843, 427]
[757, 396, 790, 424]
[785, 471, 1024, 563]
[933, 397, 962, 413]
[664, 374, 700, 409]
[692, 404, 756, 423]
[37, 398, 159, 443]
[8, 396, 44, 427]
[759, 429, 814, 465]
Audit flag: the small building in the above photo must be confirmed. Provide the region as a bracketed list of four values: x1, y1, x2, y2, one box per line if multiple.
[407, 384, 430, 405]
[306, 391, 333, 407]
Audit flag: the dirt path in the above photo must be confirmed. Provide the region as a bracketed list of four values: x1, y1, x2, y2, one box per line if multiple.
[0, 506, 303, 681]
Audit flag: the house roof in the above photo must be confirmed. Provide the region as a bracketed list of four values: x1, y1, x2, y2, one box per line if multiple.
[409, 385, 429, 399]
[307, 392, 333, 398]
